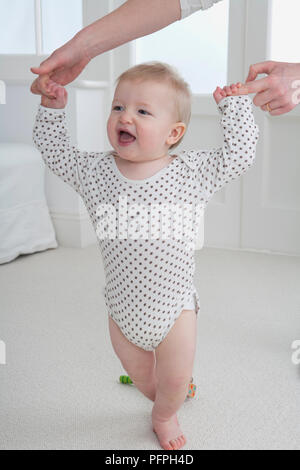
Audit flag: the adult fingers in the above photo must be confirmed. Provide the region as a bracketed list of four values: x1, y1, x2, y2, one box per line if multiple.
[260, 93, 294, 111]
[252, 89, 276, 107]
[242, 76, 271, 95]
[233, 84, 250, 95]
[269, 104, 295, 116]
[261, 97, 282, 112]
[246, 61, 276, 82]
[262, 101, 295, 116]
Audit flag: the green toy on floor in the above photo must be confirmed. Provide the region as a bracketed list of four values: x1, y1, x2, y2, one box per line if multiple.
[119, 375, 196, 399]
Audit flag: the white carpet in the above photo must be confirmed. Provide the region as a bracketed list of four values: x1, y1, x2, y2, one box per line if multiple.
[0, 245, 299, 450]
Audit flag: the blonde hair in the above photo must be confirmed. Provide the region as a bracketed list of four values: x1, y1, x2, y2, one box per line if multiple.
[115, 61, 192, 150]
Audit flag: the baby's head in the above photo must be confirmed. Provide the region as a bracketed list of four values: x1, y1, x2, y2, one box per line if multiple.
[107, 61, 191, 162]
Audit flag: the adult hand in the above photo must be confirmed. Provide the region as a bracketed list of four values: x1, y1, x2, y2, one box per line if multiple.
[30, 35, 90, 99]
[244, 61, 300, 116]
[30, 0, 182, 100]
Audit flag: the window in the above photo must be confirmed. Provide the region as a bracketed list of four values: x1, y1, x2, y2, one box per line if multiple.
[0, 0, 83, 55]
[0, 0, 36, 54]
[41, 0, 83, 54]
[134, 0, 229, 94]
[269, 0, 300, 62]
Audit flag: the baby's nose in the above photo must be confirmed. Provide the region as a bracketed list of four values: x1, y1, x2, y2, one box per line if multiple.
[120, 111, 133, 123]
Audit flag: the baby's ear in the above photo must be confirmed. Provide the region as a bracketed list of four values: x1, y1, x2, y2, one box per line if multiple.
[167, 122, 186, 146]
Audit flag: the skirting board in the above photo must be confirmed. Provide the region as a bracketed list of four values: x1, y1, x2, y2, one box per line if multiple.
[50, 211, 97, 248]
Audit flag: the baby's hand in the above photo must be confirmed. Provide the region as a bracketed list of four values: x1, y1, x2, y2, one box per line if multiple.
[40, 78, 68, 109]
[213, 82, 249, 104]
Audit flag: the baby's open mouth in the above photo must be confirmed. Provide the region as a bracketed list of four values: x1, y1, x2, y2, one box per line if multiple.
[118, 130, 136, 144]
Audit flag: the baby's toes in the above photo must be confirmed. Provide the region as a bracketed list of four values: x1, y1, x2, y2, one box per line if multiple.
[162, 440, 173, 451]
[171, 436, 185, 450]
[176, 436, 185, 448]
[170, 438, 179, 450]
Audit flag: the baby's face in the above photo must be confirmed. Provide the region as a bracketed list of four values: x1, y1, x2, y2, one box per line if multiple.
[107, 79, 183, 162]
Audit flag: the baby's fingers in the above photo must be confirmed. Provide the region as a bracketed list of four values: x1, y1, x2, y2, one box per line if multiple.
[48, 82, 60, 97]
[223, 82, 250, 97]
[213, 86, 226, 104]
[53, 86, 68, 107]
[46, 79, 60, 96]
[223, 86, 233, 96]
[230, 82, 240, 94]
[41, 86, 67, 109]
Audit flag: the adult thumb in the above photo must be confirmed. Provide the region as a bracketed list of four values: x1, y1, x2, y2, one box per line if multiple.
[31, 64, 50, 75]
[30, 56, 57, 75]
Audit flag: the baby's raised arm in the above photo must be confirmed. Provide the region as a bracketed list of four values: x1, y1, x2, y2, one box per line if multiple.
[182, 92, 259, 205]
[32, 101, 104, 196]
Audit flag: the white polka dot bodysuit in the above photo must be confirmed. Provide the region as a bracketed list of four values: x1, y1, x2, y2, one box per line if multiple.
[33, 95, 259, 351]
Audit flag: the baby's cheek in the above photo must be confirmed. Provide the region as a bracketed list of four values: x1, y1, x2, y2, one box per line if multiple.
[107, 118, 116, 145]
[138, 128, 153, 147]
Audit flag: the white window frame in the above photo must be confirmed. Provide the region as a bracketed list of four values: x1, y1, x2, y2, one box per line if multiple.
[34, 0, 43, 56]
[0, 0, 71, 81]
[0, 0, 88, 82]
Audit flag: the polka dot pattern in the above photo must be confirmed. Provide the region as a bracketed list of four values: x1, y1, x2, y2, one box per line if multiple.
[33, 95, 259, 351]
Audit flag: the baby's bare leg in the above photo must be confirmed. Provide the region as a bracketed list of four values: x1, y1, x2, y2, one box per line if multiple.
[152, 309, 197, 450]
[108, 315, 157, 401]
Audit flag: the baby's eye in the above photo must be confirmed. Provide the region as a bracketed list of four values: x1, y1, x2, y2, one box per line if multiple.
[112, 105, 123, 111]
[138, 109, 150, 115]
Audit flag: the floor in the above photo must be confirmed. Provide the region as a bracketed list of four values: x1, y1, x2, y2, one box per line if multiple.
[0, 245, 299, 450]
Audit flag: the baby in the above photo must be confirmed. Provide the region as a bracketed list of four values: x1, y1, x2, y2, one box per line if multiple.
[33, 61, 259, 450]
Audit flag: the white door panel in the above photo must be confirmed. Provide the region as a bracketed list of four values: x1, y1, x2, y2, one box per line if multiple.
[243, 106, 300, 255]
[242, 0, 300, 255]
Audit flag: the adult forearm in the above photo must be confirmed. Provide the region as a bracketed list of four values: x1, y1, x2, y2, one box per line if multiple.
[77, 0, 182, 60]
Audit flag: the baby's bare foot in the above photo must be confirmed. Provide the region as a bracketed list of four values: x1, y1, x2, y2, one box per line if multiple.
[152, 413, 187, 450]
